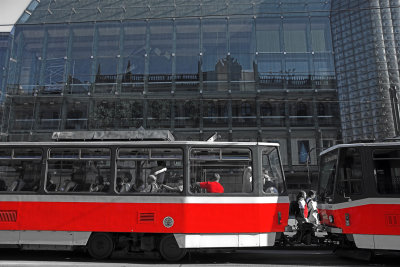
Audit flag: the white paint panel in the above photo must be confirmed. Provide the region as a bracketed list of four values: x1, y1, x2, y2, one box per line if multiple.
[20, 231, 73, 245]
[319, 198, 400, 211]
[73, 232, 91, 246]
[353, 234, 374, 249]
[0, 231, 19, 244]
[238, 234, 260, 247]
[0, 195, 289, 205]
[374, 235, 400, 250]
[174, 233, 276, 248]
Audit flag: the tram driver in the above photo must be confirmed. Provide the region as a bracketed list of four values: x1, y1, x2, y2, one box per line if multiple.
[263, 170, 278, 194]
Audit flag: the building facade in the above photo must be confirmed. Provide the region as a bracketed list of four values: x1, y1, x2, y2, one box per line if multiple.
[0, 0, 344, 190]
[331, 0, 400, 142]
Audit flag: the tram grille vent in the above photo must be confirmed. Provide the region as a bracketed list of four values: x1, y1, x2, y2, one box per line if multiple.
[138, 212, 155, 223]
[386, 214, 400, 226]
[0, 210, 17, 222]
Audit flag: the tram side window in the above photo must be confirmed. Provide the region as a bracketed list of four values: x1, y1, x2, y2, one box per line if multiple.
[262, 148, 285, 194]
[46, 148, 111, 193]
[190, 148, 252, 194]
[0, 148, 42, 192]
[318, 151, 337, 202]
[373, 149, 400, 194]
[116, 148, 183, 193]
[336, 148, 363, 196]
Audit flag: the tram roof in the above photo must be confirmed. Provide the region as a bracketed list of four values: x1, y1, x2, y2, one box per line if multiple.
[0, 141, 280, 147]
[320, 141, 400, 156]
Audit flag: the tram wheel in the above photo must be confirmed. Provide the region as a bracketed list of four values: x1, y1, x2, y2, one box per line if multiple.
[87, 233, 114, 260]
[159, 234, 187, 262]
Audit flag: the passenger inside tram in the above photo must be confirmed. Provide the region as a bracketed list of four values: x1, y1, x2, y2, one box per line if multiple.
[144, 174, 160, 193]
[89, 175, 106, 192]
[161, 175, 183, 193]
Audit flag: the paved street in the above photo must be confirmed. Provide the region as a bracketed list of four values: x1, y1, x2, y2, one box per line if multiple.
[0, 248, 398, 267]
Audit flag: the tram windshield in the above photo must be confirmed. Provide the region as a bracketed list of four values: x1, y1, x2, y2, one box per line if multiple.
[262, 147, 285, 194]
[318, 150, 337, 202]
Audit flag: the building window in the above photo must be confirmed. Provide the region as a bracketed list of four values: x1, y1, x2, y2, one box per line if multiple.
[298, 140, 310, 164]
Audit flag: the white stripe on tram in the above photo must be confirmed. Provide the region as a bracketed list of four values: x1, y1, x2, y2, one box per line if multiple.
[318, 198, 400, 210]
[0, 195, 290, 204]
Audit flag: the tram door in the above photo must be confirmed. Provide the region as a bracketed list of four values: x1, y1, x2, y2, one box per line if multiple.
[334, 148, 364, 203]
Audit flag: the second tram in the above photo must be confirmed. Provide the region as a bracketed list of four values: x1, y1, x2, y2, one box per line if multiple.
[318, 142, 400, 255]
[0, 141, 289, 261]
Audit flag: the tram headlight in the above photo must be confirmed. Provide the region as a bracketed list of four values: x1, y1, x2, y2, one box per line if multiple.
[329, 215, 334, 223]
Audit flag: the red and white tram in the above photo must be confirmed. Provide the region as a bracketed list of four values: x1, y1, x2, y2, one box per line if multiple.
[318, 142, 400, 256]
[0, 141, 289, 261]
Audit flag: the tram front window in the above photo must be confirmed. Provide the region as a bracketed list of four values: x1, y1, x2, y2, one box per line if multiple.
[116, 148, 183, 194]
[262, 148, 285, 195]
[190, 148, 253, 194]
[318, 151, 337, 202]
[336, 148, 363, 198]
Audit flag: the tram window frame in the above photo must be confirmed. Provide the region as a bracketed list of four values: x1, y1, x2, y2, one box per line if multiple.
[0, 148, 43, 193]
[373, 149, 400, 195]
[335, 148, 364, 198]
[46, 147, 111, 194]
[189, 147, 254, 195]
[318, 150, 338, 202]
[262, 147, 285, 195]
[116, 147, 184, 194]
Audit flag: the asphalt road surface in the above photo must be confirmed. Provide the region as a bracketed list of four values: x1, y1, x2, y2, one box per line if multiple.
[0, 247, 399, 266]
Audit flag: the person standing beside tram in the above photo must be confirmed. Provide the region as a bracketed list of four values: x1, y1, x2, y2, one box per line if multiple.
[195, 173, 224, 193]
[306, 190, 320, 226]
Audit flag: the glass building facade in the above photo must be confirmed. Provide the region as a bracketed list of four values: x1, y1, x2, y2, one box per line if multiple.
[0, 0, 343, 189]
[331, 0, 400, 142]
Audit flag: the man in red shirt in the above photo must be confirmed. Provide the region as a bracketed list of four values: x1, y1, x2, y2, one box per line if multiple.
[196, 173, 224, 193]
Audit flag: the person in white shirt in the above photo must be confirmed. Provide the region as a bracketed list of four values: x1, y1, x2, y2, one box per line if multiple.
[306, 190, 320, 226]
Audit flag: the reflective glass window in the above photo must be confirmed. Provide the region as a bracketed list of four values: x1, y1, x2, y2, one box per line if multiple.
[122, 21, 146, 89]
[311, 18, 332, 53]
[91, 100, 116, 129]
[69, 24, 94, 87]
[116, 100, 143, 129]
[175, 19, 200, 90]
[256, 18, 281, 53]
[38, 100, 61, 130]
[66, 101, 88, 130]
[46, 25, 69, 59]
[11, 101, 35, 132]
[96, 23, 120, 57]
[232, 100, 256, 127]
[174, 100, 200, 128]
[202, 19, 228, 82]
[15, 26, 44, 87]
[148, 20, 173, 76]
[147, 100, 171, 129]
[283, 19, 309, 52]
[202, 100, 229, 128]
